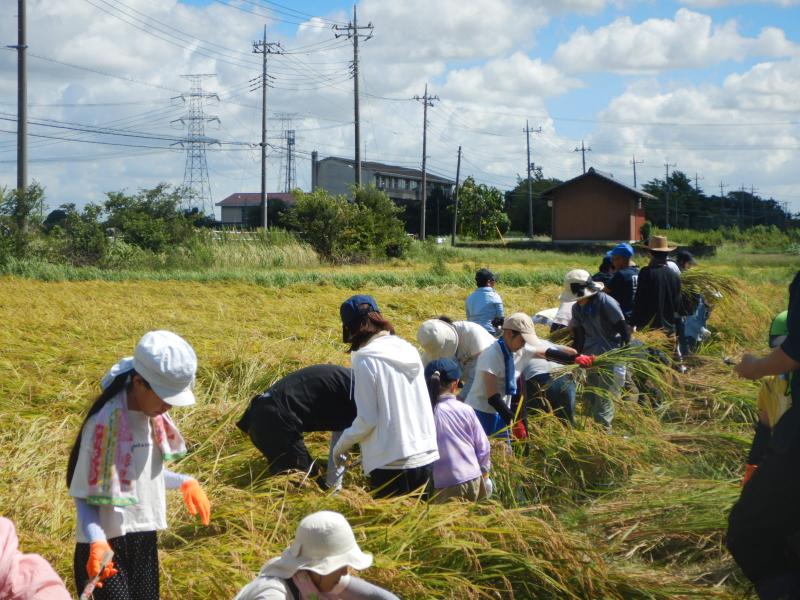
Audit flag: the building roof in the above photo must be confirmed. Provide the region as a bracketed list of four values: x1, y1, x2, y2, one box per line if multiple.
[542, 167, 657, 200]
[215, 192, 295, 207]
[319, 156, 455, 185]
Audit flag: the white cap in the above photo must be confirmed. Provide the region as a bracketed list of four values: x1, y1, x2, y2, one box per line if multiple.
[262, 511, 373, 578]
[133, 330, 197, 407]
[416, 319, 458, 365]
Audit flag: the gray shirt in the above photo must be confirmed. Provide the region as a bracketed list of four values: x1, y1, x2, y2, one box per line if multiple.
[570, 293, 626, 355]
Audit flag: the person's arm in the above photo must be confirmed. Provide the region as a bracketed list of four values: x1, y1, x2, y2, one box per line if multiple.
[495, 292, 504, 318]
[614, 319, 631, 345]
[543, 346, 578, 364]
[484, 371, 514, 423]
[735, 347, 800, 380]
[333, 359, 379, 456]
[748, 422, 771, 465]
[163, 469, 191, 490]
[471, 412, 492, 473]
[74, 498, 106, 543]
[572, 325, 586, 353]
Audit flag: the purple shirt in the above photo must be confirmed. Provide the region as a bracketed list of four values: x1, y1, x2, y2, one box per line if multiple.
[431, 395, 491, 489]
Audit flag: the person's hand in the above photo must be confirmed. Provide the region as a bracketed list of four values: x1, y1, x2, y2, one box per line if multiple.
[742, 464, 758, 487]
[333, 451, 349, 469]
[511, 420, 527, 440]
[181, 479, 211, 526]
[575, 354, 595, 368]
[483, 476, 494, 499]
[87, 541, 117, 587]
[734, 354, 763, 380]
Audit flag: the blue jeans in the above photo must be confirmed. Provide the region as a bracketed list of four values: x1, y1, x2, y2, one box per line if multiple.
[583, 365, 625, 431]
[473, 408, 511, 442]
[525, 373, 576, 424]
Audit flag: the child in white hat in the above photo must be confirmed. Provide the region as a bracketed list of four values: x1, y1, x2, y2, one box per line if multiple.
[235, 511, 398, 600]
[67, 331, 211, 600]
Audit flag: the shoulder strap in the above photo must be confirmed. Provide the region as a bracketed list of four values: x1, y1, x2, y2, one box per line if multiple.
[286, 577, 300, 600]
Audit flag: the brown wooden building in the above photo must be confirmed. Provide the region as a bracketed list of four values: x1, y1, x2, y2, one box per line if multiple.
[542, 167, 655, 242]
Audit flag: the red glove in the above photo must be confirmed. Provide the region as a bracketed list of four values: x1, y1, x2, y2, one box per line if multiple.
[511, 420, 528, 440]
[181, 479, 211, 525]
[575, 354, 595, 368]
[87, 540, 118, 587]
[742, 464, 758, 487]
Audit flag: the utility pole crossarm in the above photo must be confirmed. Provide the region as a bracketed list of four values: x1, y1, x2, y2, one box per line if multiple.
[574, 140, 592, 174]
[630, 155, 644, 189]
[333, 5, 374, 188]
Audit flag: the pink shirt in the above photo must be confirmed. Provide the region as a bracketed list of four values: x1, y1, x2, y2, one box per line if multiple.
[0, 517, 71, 600]
[431, 395, 491, 489]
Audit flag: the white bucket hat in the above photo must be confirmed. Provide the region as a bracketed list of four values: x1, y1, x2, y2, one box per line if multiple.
[133, 330, 197, 407]
[559, 269, 604, 302]
[416, 319, 458, 365]
[261, 511, 373, 579]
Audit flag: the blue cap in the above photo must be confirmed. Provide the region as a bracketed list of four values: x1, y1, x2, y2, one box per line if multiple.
[424, 358, 462, 382]
[610, 243, 634, 258]
[340, 294, 380, 326]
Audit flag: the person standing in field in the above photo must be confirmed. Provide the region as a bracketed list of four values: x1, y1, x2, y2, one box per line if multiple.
[333, 295, 439, 498]
[632, 236, 683, 334]
[605, 243, 639, 325]
[67, 331, 211, 600]
[236, 364, 355, 490]
[425, 358, 493, 503]
[728, 273, 800, 599]
[465, 268, 505, 335]
[234, 511, 399, 600]
[0, 517, 71, 600]
[416, 317, 496, 399]
[568, 270, 629, 431]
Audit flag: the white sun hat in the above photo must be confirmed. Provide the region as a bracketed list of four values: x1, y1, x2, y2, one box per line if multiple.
[261, 511, 373, 579]
[559, 269, 604, 302]
[416, 319, 459, 365]
[133, 330, 197, 407]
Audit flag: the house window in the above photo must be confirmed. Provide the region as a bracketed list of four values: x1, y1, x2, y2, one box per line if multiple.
[398, 178, 406, 190]
[410, 180, 418, 190]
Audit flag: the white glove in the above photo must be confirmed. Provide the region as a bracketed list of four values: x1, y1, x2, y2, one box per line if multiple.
[483, 476, 494, 499]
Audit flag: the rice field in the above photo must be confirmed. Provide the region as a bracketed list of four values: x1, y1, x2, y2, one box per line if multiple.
[0, 246, 794, 599]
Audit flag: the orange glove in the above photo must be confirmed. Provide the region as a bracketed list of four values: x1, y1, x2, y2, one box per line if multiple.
[511, 420, 528, 440]
[181, 479, 211, 525]
[87, 540, 118, 587]
[575, 354, 596, 368]
[742, 464, 758, 487]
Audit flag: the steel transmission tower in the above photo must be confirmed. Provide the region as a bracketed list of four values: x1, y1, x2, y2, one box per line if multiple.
[284, 129, 296, 192]
[173, 74, 219, 214]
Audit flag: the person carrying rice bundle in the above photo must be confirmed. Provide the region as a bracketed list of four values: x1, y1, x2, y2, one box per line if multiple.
[424, 358, 493, 503]
[67, 331, 211, 600]
[234, 511, 399, 600]
[728, 272, 800, 599]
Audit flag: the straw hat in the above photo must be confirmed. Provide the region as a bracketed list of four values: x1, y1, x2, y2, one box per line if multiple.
[645, 235, 677, 252]
[261, 511, 373, 579]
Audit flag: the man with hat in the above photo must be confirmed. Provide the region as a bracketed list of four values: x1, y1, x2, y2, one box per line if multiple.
[416, 317, 496, 399]
[632, 235, 683, 334]
[606, 243, 639, 324]
[466, 268, 505, 335]
[568, 269, 630, 431]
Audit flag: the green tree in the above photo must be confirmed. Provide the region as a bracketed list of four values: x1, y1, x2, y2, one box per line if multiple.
[352, 186, 410, 258]
[49, 203, 109, 265]
[504, 167, 562, 235]
[0, 182, 45, 258]
[456, 177, 510, 240]
[104, 184, 198, 252]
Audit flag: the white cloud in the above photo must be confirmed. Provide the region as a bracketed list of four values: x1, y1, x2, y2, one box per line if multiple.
[554, 8, 797, 74]
[680, 0, 798, 8]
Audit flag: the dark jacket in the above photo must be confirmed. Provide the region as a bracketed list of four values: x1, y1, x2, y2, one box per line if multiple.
[771, 271, 800, 454]
[632, 262, 682, 333]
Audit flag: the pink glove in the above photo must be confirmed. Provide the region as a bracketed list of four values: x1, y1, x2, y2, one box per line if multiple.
[575, 355, 595, 368]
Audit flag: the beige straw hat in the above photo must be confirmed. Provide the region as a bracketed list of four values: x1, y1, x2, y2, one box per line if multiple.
[645, 235, 677, 252]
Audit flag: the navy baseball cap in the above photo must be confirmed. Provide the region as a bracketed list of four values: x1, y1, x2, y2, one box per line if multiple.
[610, 243, 634, 258]
[424, 358, 462, 383]
[476, 268, 496, 286]
[339, 294, 380, 326]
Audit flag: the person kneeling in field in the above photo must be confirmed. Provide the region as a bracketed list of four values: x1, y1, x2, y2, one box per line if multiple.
[237, 364, 355, 490]
[234, 511, 399, 600]
[416, 317, 495, 399]
[425, 358, 493, 503]
[0, 517, 71, 600]
[67, 331, 211, 600]
[465, 313, 594, 441]
[333, 295, 439, 498]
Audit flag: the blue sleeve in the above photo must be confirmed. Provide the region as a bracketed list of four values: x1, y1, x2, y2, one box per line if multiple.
[75, 498, 106, 543]
[495, 292, 504, 317]
[601, 294, 625, 325]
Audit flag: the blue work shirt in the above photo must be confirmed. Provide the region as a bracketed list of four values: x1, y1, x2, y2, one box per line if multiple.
[465, 287, 504, 334]
[571, 293, 626, 355]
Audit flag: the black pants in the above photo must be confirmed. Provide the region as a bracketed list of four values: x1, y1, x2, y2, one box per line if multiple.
[727, 443, 800, 596]
[74, 531, 159, 600]
[238, 395, 317, 477]
[370, 464, 432, 499]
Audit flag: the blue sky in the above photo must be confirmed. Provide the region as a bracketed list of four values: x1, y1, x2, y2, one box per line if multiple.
[1, 0, 799, 212]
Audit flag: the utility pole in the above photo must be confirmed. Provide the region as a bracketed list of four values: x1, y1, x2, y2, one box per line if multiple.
[14, 0, 27, 199]
[524, 121, 542, 238]
[694, 173, 704, 193]
[750, 185, 759, 227]
[719, 181, 729, 225]
[451, 145, 461, 246]
[333, 5, 373, 188]
[413, 84, 438, 240]
[738, 185, 747, 228]
[664, 161, 676, 229]
[574, 140, 591, 174]
[630, 155, 644, 188]
[253, 27, 282, 229]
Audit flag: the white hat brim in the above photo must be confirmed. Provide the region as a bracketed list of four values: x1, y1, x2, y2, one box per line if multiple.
[151, 383, 196, 407]
[262, 546, 373, 579]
